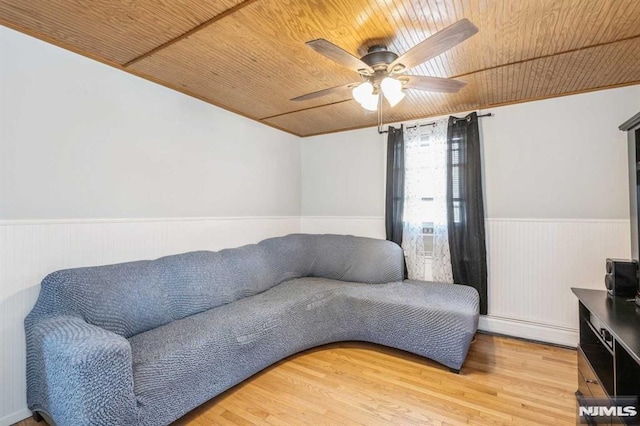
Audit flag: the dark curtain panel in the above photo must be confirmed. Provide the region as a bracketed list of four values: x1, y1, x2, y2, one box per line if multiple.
[446, 113, 488, 314]
[385, 125, 405, 246]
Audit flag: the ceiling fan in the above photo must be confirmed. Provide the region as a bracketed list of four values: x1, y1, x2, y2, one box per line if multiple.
[291, 19, 478, 111]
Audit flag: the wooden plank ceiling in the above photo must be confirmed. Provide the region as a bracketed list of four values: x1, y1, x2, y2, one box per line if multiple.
[1, 0, 639, 137]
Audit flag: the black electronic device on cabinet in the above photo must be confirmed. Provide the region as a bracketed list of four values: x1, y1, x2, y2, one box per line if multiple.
[605, 259, 638, 297]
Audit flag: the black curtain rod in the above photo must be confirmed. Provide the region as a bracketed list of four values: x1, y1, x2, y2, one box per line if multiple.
[378, 112, 493, 134]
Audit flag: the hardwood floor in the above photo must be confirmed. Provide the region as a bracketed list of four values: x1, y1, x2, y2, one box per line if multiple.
[14, 333, 577, 426]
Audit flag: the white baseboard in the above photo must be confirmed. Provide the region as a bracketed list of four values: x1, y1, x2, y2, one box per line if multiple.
[479, 315, 578, 347]
[0, 408, 31, 426]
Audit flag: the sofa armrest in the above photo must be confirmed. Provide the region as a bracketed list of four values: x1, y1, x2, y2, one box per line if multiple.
[26, 316, 136, 426]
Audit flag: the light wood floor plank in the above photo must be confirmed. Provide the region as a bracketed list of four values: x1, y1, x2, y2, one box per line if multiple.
[13, 334, 577, 426]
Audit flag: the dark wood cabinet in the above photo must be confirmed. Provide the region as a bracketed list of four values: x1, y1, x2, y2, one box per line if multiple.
[572, 288, 640, 425]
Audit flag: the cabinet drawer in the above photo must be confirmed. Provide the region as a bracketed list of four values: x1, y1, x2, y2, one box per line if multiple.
[578, 347, 609, 399]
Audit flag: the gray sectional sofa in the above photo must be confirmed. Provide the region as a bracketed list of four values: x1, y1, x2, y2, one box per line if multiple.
[25, 234, 479, 426]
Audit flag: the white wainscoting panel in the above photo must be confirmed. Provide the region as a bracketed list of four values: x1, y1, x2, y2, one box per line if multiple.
[0, 216, 300, 425]
[485, 218, 631, 346]
[301, 216, 385, 239]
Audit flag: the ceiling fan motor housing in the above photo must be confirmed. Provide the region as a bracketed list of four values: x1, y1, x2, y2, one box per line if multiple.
[360, 45, 399, 73]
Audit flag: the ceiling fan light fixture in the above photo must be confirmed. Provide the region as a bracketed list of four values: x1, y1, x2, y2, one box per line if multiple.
[381, 77, 405, 107]
[352, 81, 374, 104]
[360, 93, 379, 111]
[352, 81, 378, 111]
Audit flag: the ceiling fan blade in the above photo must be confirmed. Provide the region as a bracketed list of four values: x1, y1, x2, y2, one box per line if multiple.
[403, 75, 466, 93]
[290, 82, 360, 102]
[306, 39, 374, 75]
[389, 19, 478, 73]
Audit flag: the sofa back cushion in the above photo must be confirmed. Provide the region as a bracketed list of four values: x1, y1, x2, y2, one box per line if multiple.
[30, 234, 403, 338]
[299, 234, 404, 283]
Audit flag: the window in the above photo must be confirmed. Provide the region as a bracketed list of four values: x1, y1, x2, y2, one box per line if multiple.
[402, 119, 448, 274]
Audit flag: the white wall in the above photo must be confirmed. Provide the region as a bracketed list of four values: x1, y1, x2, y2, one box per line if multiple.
[302, 87, 640, 221]
[301, 128, 387, 238]
[302, 128, 386, 217]
[482, 90, 636, 219]
[0, 27, 301, 425]
[0, 28, 300, 220]
[301, 85, 640, 346]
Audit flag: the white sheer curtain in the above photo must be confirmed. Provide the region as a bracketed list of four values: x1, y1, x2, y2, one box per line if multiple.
[401, 125, 426, 280]
[401, 119, 454, 282]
